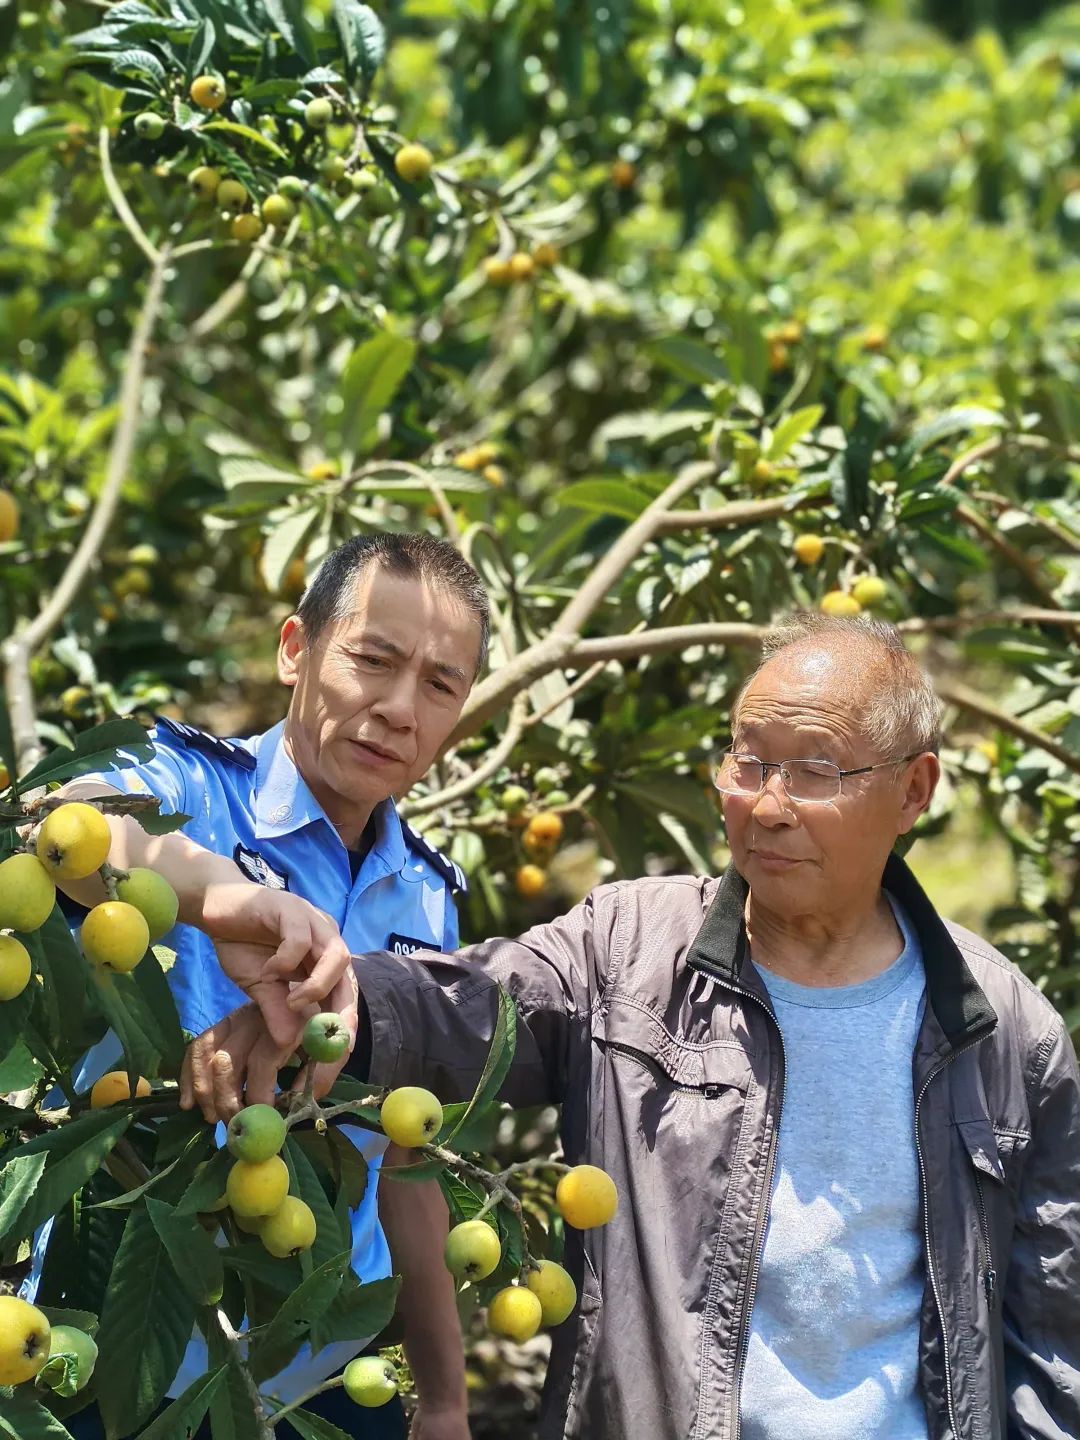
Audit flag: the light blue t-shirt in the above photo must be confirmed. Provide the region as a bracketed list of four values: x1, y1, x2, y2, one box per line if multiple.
[24, 719, 465, 1404]
[740, 895, 929, 1440]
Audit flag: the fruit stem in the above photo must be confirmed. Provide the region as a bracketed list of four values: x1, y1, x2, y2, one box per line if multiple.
[266, 1375, 344, 1427]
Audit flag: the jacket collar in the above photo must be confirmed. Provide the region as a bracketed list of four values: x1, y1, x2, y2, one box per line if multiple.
[686, 852, 997, 1050]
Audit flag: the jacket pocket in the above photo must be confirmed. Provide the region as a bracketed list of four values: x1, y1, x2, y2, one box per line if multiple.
[956, 1118, 1003, 1312]
[596, 996, 752, 1096]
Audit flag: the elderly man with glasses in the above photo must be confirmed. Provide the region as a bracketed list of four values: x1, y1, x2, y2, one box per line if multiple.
[186, 613, 1080, 1440]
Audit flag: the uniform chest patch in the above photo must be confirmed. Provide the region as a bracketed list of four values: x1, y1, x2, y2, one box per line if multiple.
[388, 932, 440, 956]
[234, 844, 289, 891]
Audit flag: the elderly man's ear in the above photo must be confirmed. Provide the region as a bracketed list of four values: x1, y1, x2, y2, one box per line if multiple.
[897, 753, 940, 835]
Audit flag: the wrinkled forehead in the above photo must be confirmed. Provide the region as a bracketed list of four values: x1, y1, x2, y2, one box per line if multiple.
[733, 645, 876, 749]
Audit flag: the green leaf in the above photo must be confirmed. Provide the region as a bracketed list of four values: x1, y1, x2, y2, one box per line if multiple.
[283, 1134, 351, 1271]
[17, 720, 153, 791]
[0, 1038, 43, 1091]
[146, 1197, 224, 1306]
[95, 1203, 198, 1440]
[185, 16, 214, 81]
[276, 1412, 353, 1440]
[440, 986, 517, 1145]
[646, 337, 728, 386]
[38, 1307, 99, 1335]
[557, 479, 654, 521]
[333, 0, 386, 88]
[437, 1169, 488, 1225]
[201, 120, 289, 158]
[259, 506, 320, 595]
[310, 1273, 400, 1351]
[767, 404, 824, 459]
[111, 47, 170, 86]
[133, 1366, 227, 1440]
[87, 966, 163, 1081]
[131, 949, 187, 1073]
[248, 1249, 351, 1383]
[1, 1110, 132, 1241]
[0, 1393, 76, 1440]
[900, 405, 1006, 462]
[27, 906, 89, 1052]
[220, 1245, 301, 1293]
[0, 1151, 47, 1241]
[339, 333, 417, 453]
[262, 0, 316, 64]
[176, 1145, 232, 1214]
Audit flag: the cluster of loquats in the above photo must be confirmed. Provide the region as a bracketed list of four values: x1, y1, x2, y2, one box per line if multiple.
[0, 1295, 98, 1396]
[0, 802, 179, 1002]
[133, 77, 437, 247]
[482, 239, 558, 289]
[500, 767, 571, 902]
[444, 1163, 618, 1344]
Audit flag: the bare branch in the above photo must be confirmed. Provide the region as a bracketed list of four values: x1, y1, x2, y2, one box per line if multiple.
[937, 678, 1080, 777]
[189, 219, 297, 340]
[569, 622, 766, 664]
[898, 607, 1080, 635]
[957, 503, 1062, 609]
[656, 491, 821, 534]
[1, 249, 170, 769]
[99, 126, 160, 264]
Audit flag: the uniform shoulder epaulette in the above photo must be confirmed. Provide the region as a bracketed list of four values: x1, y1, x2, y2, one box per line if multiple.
[153, 715, 256, 772]
[400, 820, 468, 895]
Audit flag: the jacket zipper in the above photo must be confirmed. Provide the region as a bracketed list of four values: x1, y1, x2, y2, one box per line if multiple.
[726, 985, 786, 1440]
[604, 1040, 729, 1098]
[914, 1029, 994, 1440]
[972, 1172, 997, 1310]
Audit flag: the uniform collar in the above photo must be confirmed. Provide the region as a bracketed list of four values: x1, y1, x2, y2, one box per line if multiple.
[253, 721, 408, 871]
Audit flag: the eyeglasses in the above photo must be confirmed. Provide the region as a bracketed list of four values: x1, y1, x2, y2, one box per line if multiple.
[714, 750, 923, 805]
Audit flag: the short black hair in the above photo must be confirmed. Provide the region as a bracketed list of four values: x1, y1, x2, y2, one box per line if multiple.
[297, 532, 490, 674]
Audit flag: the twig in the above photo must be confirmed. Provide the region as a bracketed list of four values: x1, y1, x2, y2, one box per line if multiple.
[190, 218, 300, 340]
[1, 248, 170, 770]
[400, 692, 528, 818]
[99, 126, 160, 264]
[655, 491, 822, 534]
[936, 678, 1080, 776]
[957, 504, 1062, 609]
[208, 1307, 274, 1440]
[452, 461, 718, 741]
[524, 659, 609, 727]
[268, 1376, 344, 1428]
[569, 623, 766, 664]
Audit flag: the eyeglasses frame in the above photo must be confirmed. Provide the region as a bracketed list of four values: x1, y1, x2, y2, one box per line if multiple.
[714, 749, 925, 804]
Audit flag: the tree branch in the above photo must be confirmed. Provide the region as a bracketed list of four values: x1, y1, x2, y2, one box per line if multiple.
[451, 462, 717, 741]
[655, 491, 821, 534]
[99, 126, 160, 264]
[936, 678, 1080, 776]
[568, 622, 766, 664]
[957, 504, 1062, 609]
[1, 249, 170, 770]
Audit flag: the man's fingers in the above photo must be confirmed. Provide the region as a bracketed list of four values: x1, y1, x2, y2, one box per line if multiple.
[247, 1032, 291, 1109]
[287, 939, 355, 1011]
[248, 977, 308, 1049]
[211, 1043, 244, 1122]
[183, 1023, 230, 1123]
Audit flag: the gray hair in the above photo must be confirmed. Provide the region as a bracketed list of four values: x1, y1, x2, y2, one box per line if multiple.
[734, 613, 943, 756]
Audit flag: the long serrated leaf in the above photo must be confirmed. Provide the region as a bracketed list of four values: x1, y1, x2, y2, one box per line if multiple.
[900, 405, 1006, 463]
[18, 720, 153, 790]
[134, 1367, 227, 1440]
[283, 1135, 351, 1268]
[440, 986, 517, 1144]
[339, 333, 416, 454]
[185, 15, 214, 80]
[557, 479, 654, 521]
[310, 1273, 399, 1352]
[96, 1204, 198, 1439]
[0, 1151, 47, 1241]
[87, 966, 162, 1080]
[0, 1395, 76, 1440]
[248, 1249, 351, 1383]
[4, 1110, 132, 1240]
[131, 950, 187, 1072]
[280, 1410, 354, 1440]
[767, 404, 824, 459]
[147, 1197, 224, 1305]
[27, 906, 89, 1051]
[260, 507, 321, 595]
[177, 1144, 232, 1214]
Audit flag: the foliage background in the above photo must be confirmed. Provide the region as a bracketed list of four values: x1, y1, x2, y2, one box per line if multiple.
[1, 0, 1078, 1431]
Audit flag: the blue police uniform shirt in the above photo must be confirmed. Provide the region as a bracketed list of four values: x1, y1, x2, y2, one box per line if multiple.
[24, 717, 465, 1404]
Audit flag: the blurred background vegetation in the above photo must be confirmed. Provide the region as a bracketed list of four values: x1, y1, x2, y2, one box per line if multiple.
[0, 0, 1077, 1425]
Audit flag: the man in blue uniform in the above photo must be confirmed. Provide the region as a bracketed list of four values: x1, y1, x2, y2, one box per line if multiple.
[39, 532, 487, 1440]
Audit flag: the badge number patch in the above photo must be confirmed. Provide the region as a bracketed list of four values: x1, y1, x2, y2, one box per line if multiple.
[388, 932, 440, 956]
[234, 844, 289, 891]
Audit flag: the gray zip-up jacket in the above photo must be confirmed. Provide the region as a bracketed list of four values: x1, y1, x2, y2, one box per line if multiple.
[352, 854, 1080, 1440]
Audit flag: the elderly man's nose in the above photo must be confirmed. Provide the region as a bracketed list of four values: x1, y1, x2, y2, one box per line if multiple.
[752, 770, 793, 820]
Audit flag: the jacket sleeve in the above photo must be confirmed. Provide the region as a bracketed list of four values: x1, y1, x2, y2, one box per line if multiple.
[1004, 1017, 1080, 1439]
[349, 885, 619, 1109]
